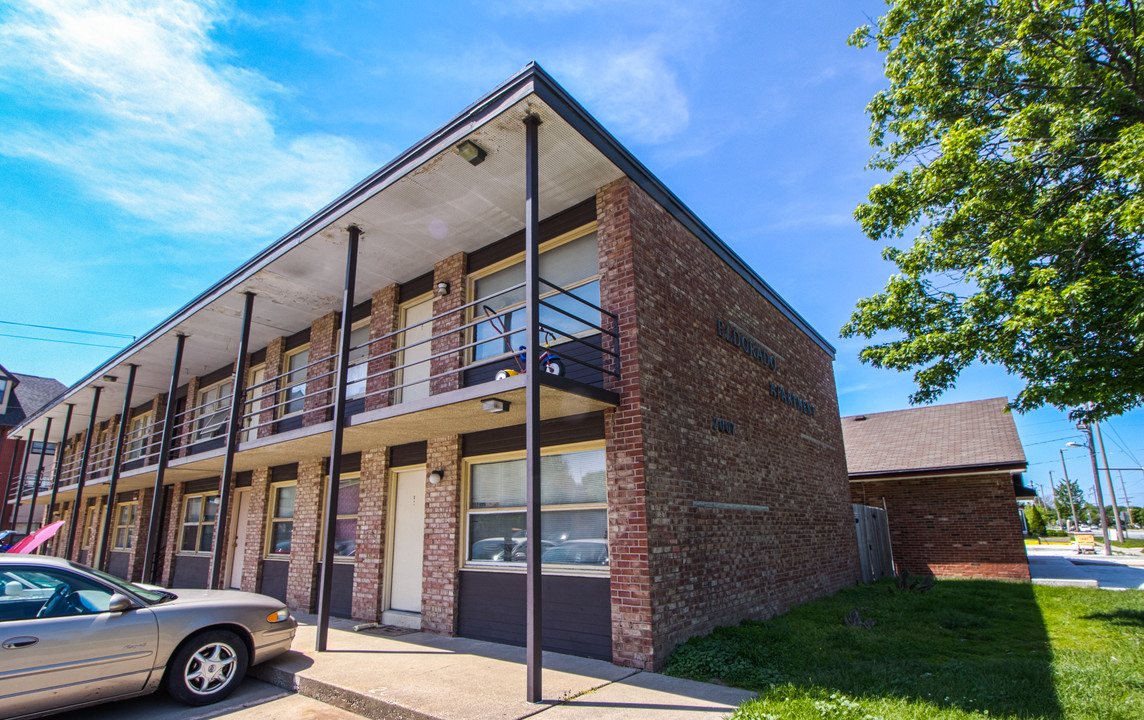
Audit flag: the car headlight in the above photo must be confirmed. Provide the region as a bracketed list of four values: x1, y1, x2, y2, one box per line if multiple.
[267, 608, 290, 623]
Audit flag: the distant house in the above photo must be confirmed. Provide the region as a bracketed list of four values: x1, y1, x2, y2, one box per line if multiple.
[843, 397, 1030, 581]
[0, 364, 66, 527]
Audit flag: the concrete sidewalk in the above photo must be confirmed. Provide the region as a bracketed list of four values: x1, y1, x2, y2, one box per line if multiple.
[1026, 543, 1144, 590]
[250, 614, 754, 720]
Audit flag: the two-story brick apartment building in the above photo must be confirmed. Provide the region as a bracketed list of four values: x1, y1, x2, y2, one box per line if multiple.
[10, 64, 859, 672]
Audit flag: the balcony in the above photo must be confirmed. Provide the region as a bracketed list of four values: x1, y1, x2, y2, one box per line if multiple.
[51, 274, 620, 496]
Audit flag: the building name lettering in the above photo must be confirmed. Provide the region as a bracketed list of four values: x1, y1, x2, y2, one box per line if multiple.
[716, 319, 777, 371]
[769, 381, 816, 418]
[712, 416, 736, 435]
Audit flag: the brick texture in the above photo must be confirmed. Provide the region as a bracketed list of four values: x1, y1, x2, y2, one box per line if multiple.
[158, 482, 184, 586]
[422, 435, 461, 634]
[287, 458, 324, 611]
[851, 473, 1030, 580]
[597, 177, 860, 670]
[367, 285, 400, 411]
[242, 467, 272, 592]
[126, 487, 154, 581]
[351, 447, 390, 620]
[430, 253, 467, 395]
[260, 338, 286, 439]
[307, 313, 338, 426]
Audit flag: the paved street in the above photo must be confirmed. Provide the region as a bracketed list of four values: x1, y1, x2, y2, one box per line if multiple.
[48, 678, 366, 720]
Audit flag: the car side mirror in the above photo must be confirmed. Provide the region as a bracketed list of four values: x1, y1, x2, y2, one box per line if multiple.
[107, 593, 135, 613]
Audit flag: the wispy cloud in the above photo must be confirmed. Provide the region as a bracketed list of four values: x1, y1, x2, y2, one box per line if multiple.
[0, 0, 375, 238]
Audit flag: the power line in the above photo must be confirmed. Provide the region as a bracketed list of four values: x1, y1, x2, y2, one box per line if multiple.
[0, 333, 123, 349]
[0, 319, 135, 340]
[1103, 421, 1142, 468]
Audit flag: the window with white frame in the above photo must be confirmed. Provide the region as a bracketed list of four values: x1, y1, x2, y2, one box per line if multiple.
[242, 365, 267, 441]
[472, 230, 600, 363]
[280, 348, 309, 417]
[195, 380, 232, 441]
[465, 445, 607, 569]
[345, 323, 371, 399]
[112, 501, 136, 550]
[322, 473, 359, 559]
[267, 483, 296, 555]
[180, 492, 219, 554]
[124, 412, 151, 461]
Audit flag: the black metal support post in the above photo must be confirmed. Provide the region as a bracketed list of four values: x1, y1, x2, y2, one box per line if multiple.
[142, 335, 186, 583]
[210, 292, 255, 590]
[45, 404, 74, 533]
[523, 113, 543, 703]
[65, 388, 102, 558]
[2, 436, 22, 531]
[316, 227, 359, 652]
[95, 365, 137, 570]
[10, 429, 35, 530]
[24, 418, 52, 535]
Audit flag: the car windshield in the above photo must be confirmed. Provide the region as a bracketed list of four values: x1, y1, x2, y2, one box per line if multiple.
[68, 561, 175, 604]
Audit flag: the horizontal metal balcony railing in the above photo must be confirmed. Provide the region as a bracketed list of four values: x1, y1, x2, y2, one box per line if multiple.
[48, 275, 620, 492]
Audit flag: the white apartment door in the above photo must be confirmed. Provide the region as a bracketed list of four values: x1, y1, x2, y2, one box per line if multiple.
[228, 489, 250, 589]
[388, 469, 426, 614]
[397, 297, 433, 404]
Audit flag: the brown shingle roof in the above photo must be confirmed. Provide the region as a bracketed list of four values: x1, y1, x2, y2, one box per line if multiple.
[842, 397, 1026, 478]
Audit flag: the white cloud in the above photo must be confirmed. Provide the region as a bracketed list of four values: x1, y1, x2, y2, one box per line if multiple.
[552, 43, 690, 144]
[0, 0, 375, 238]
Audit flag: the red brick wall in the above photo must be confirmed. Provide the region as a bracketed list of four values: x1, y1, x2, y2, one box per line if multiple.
[158, 482, 184, 586]
[307, 313, 338, 426]
[127, 487, 153, 581]
[287, 458, 324, 610]
[422, 435, 460, 634]
[851, 473, 1030, 580]
[597, 177, 860, 670]
[241, 467, 272, 592]
[430, 253, 467, 395]
[351, 447, 390, 620]
[367, 285, 400, 411]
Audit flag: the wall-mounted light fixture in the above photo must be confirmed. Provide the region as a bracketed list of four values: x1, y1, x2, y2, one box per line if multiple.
[101, 375, 118, 383]
[481, 398, 510, 414]
[428, 470, 444, 485]
[435, 281, 450, 297]
[456, 139, 486, 166]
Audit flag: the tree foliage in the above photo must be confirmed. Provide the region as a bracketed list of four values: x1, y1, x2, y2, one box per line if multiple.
[1053, 477, 1087, 519]
[844, 0, 1144, 421]
[1025, 503, 1049, 534]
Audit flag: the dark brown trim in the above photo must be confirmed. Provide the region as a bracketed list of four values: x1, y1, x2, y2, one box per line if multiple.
[467, 197, 597, 274]
[271, 463, 299, 483]
[198, 364, 234, 389]
[849, 462, 1028, 482]
[390, 441, 427, 468]
[285, 327, 311, 352]
[399, 271, 434, 303]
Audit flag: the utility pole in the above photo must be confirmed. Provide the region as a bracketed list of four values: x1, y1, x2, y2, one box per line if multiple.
[1094, 422, 1125, 541]
[1059, 450, 1080, 532]
[1078, 422, 1113, 556]
[1119, 472, 1134, 528]
[1047, 471, 1062, 528]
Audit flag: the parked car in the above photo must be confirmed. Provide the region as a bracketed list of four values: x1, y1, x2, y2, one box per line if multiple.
[0, 530, 27, 552]
[542, 539, 609, 566]
[0, 555, 297, 719]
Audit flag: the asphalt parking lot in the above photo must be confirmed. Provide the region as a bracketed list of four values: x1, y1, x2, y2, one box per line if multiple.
[47, 677, 365, 720]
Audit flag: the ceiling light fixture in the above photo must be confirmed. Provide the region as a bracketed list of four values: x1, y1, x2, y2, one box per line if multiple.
[456, 139, 487, 166]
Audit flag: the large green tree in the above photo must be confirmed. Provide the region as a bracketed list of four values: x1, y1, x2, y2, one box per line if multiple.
[1054, 477, 1087, 522]
[844, 0, 1144, 420]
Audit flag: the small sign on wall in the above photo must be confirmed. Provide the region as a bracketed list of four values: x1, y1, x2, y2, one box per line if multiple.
[712, 416, 736, 435]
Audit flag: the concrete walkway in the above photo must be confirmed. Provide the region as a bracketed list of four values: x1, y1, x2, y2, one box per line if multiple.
[1026, 543, 1144, 590]
[250, 614, 754, 720]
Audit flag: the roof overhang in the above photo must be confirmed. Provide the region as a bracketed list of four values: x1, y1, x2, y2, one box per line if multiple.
[12, 62, 835, 441]
[848, 461, 1029, 483]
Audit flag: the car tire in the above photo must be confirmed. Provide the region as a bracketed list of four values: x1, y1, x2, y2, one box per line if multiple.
[165, 630, 249, 706]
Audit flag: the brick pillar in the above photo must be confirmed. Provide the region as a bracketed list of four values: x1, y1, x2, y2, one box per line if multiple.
[127, 487, 153, 581]
[366, 285, 400, 411]
[421, 435, 461, 634]
[158, 482, 184, 587]
[351, 447, 390, 621]
[287, 458, 324, 611]
[54, 501, 70, 556]
[306, 312, 338, 426]
[260, 338, 286, 439]
[430, 253, 467, 395]
[81, 497, 104, 564]
[597, 178, 654, 669]
[147, 395, 166, 464]
[242, 467, 272, 592]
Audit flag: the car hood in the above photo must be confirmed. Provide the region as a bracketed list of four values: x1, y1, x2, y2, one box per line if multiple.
[156, 588, 287, 610]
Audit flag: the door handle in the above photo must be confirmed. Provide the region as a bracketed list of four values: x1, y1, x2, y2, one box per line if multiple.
[3, 636, 38, 649]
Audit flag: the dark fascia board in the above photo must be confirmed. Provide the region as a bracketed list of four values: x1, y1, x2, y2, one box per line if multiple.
[849, 461, 1029, 482]
[15, 61, 834, 433]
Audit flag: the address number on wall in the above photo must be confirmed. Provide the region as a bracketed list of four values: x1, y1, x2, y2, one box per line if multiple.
[712, 417, 736, 435]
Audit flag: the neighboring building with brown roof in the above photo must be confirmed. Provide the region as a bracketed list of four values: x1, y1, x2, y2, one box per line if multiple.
[843, 397, 1030, 581]
[1, 363, 67, 528]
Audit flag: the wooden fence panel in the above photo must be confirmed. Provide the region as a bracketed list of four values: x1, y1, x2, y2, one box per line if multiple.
[853, 503, 894, 583]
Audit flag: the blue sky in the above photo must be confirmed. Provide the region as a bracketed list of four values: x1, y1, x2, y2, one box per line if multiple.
[1, 0, 1140, 510]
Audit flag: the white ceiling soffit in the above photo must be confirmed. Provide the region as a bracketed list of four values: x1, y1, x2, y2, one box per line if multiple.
[13, 87, 624, 439]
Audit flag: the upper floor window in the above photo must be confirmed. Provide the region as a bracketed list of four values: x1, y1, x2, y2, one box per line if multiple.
[195, 380, 233, 441]
[281, 348, 309, 417]
[346, 323, 371, 399]
[471, 230, 600, 363]
[29, 441, 56, 455]
[124, 412, 151, 462]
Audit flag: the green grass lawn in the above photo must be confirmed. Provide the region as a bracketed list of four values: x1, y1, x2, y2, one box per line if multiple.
[664, 580, 1144, 719]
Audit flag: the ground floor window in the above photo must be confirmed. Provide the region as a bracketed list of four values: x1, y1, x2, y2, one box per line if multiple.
[112, 502, 137, 550]
[327, 474, 359, 559]
[180, 492, 219, 554]
[267, 483, 296, 556]
[465, 444, 607, 570]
